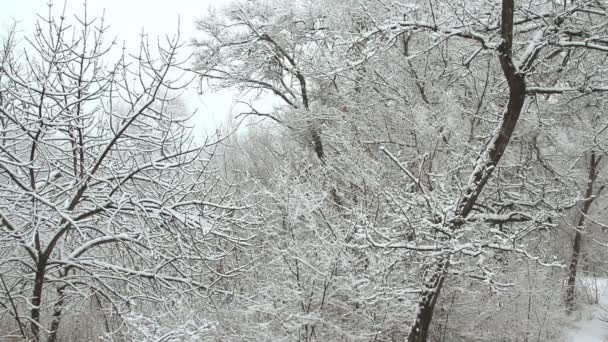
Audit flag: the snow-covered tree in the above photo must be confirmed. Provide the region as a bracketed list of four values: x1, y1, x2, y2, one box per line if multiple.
[0, 6, 255, 341]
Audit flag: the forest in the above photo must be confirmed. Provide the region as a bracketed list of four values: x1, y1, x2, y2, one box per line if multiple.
[1, 0, 608, 341]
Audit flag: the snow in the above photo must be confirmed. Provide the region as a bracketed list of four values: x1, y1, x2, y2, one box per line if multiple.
[567, 277, 608, 342]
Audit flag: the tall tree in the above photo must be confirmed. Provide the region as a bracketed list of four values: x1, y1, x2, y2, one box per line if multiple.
[565, 151, 603, 313]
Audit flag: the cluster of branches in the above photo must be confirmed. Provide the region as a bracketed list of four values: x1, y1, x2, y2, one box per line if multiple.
[0, 5, 256, 342]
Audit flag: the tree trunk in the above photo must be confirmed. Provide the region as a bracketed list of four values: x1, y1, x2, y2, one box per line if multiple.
[311, 128, 325, 161]
[565, 151, 602, 313]
[30, 257, 48, 342]
[408, 258, 447, 342]
[47, 283, 67, 342]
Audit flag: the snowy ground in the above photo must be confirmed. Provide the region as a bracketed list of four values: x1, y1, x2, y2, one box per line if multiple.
[567, 277, 608, 342]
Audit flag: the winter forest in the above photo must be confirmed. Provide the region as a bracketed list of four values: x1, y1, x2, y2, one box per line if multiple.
[2, 0, 608, 341]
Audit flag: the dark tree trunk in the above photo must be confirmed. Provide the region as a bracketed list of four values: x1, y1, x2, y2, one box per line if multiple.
[565, 151, 602, 313]
[407, 259, 447, 342]
[47, 281, 67, 342]
[311, 128, 325, 160]
[30, 257, 48, 342]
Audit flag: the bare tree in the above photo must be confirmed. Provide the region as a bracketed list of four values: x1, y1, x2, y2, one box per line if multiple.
[0, 5, 253, 341]
[193, 0, 326, 161]
[565, 151, 603, 313]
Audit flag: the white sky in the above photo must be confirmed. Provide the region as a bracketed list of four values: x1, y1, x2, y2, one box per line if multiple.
[0, 0, 245, 139]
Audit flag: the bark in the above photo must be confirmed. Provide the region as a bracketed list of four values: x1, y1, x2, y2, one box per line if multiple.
[47, 282, 67, 342]
[565, 151, 602, 313]
[407, 258, 447, 342]
[30, 257, 48, 342]
[407, 1, 526, 340]
[311, 128, 325, 161]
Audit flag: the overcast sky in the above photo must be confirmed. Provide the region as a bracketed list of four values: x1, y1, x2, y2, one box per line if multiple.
[1, 0, 244, 139]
